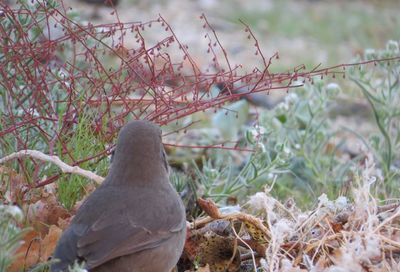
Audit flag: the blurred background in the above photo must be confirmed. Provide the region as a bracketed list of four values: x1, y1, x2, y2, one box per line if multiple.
[70, 0, 400, 71]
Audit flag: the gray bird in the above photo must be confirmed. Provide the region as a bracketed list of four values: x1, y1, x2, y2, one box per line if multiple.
[51, 120, 186, 272]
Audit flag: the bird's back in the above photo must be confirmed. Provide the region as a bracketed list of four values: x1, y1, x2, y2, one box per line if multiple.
[51, 180, 185, 271]
[51, 120, 186, 272]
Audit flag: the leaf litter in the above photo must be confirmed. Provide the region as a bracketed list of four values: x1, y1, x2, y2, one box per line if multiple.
[182, 155, 400, 271]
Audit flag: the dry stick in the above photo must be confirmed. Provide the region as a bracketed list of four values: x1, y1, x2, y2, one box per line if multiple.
[374, 206, 400, 233]
[379, 234, 400, 249]
[194, 198, 271, 238]
[231, 225, 257, 271]
[191, 212, 270, 236]
[377, 202, 400, 213]
[0, 149, 104, 184]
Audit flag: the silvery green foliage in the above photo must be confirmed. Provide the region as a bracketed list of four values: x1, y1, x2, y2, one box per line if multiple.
[0, 204, 27, 271]
[255, 78, 350, 204]
[350, 40, 400, 187]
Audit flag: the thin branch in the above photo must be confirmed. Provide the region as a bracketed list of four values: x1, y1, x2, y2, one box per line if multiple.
[0, 150, 104, 184]
[231, 225, 257, 270]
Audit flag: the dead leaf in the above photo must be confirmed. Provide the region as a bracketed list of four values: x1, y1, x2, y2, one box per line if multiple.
[40, 225, 62, 262]
[185, 228, 240, 272]
[197, 264, 211, 272]
[0, 166, 28, 203]
[9, 225, 63, 271]
[57, 216, 72, 230]
[8, 230, 41, 272]
[27, 194, 69, 234]
[197, 198, 222, 219]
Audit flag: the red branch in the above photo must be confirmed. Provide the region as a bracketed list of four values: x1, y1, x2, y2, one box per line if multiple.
[0, 1, 399, 186]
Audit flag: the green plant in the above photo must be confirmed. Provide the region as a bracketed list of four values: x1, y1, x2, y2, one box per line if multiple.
[0, 204, 28, 271]
[252, 80, 359, 205]
[350, 40, 400, 196]
[56, 113, 109, 209]
[186, 129, 289, 205]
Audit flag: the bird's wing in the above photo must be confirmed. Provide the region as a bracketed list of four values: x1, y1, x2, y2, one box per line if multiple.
[73, 197, 185, 269]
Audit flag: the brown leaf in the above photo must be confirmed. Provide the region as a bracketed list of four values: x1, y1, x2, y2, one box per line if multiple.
[185, 227, 240, 272]
[0, 166, 28, 203]
[8, 230, 41, 272]
[9, 226, 63, 271]
[27, 194, 70, 235]
[330, 221, 344, 233]
[40, 225, 62, 262]
[197, 264, 211, 272]
[57, 216, 72, 230]
[197, 198, 221, 219]
[243, 221, 269, 244]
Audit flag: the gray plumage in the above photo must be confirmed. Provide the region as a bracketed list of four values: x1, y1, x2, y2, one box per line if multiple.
[51, 120, 186, 272]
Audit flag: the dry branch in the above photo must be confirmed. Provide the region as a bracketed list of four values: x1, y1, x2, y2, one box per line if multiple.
[0, 150, 104, 184]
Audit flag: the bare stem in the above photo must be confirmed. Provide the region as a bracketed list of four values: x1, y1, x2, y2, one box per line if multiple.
[0, 150, 104, 184]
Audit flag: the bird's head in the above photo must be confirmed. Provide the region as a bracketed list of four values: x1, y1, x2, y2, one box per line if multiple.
[107, 120, 169, 185]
